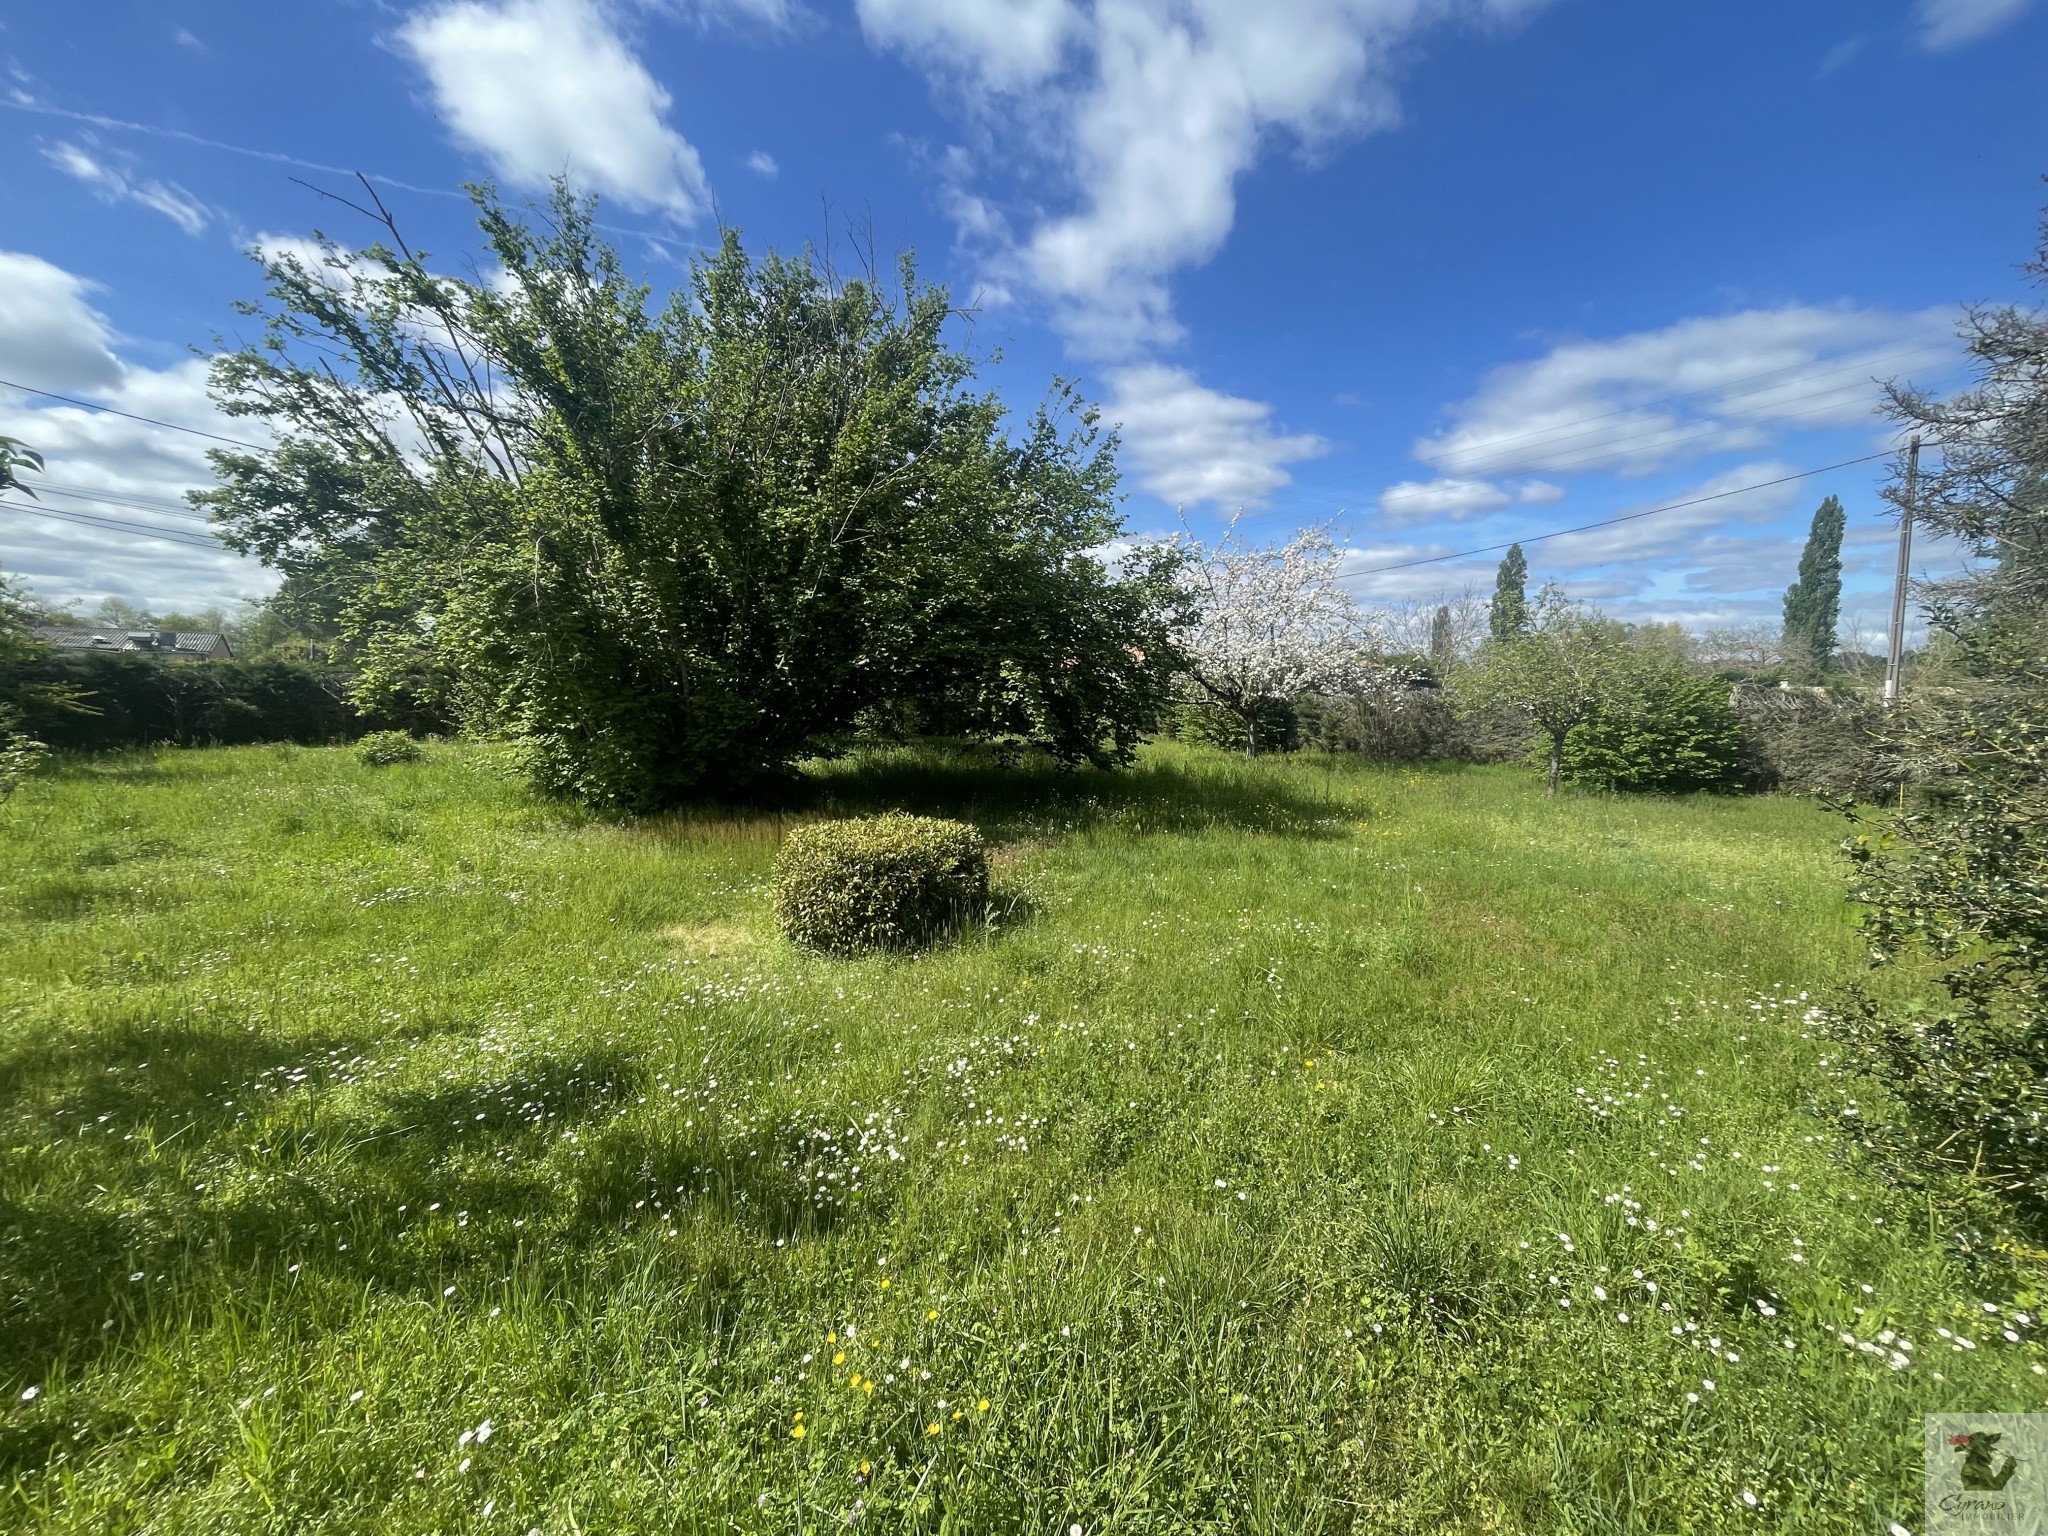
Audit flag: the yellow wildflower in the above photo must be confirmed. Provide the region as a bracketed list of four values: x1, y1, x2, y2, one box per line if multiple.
[926, 1422, 941, 1436]
[977, 1398, 990, 1412]
[926, 1309, 938, 1321]
[791, 1424, 806, 1440]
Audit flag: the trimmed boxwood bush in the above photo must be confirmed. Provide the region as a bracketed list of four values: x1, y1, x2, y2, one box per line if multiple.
[357, 730, 426, 767]
[774, 815, 989, 955]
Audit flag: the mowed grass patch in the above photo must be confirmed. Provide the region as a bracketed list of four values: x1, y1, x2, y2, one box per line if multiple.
[0, 741, 2039, 1532]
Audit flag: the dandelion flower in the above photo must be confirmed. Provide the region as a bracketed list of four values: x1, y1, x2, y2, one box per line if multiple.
[926, 1422, 941, 1436]
[880, 1279, 891, 1290]
[927, 1309, 938, 1321]
[834, 1352, 846, 1366]
[791, 1424, 806, 1439]
[978, 1398, 990, 1412]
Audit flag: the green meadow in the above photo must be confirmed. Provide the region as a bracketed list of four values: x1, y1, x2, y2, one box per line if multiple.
[1, 741, 2040, 1532]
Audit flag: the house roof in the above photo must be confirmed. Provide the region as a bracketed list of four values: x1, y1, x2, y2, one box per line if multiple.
[32, 626, 234, 658]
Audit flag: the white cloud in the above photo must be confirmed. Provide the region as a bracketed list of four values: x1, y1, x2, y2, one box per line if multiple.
[862, 0, 1548, 357]
[0, 251, 271, 611]
[1106, 363, 1326, 507]
[745, 149, 779, 177]
[857, 0, 1077, 91]
[1377, 476, 1510, 521]
[41, 139, 209, 236]
[1375, 474, 1563, 523]
[1414, 305, 1956, 479]
[1540, 460, 1802, 569]
[398, 0, 710, 219]
[1917, 0, 2034, 50]
[0, 253, 125, 392]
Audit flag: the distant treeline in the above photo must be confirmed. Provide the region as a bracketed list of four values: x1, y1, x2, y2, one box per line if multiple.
[12, 654, 442, 752]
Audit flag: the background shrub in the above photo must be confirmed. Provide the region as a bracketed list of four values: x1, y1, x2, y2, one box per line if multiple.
[1731, 684, 1895, 799]
[6, 654, 447, 751]
[357, 730, 426, 767]
[1559, 672, 1746, 793]
[774, 815, 989, 955]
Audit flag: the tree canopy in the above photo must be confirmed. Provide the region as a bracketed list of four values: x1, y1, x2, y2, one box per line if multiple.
[1782, 495, 1845, 673]
[1833, 199, 2048, 1210]
[199, 184, 1186, 810]
[1489, 543, 1530, 641]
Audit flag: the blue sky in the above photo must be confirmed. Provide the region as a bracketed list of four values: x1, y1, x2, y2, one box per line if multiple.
[2, 0, 2044, 642]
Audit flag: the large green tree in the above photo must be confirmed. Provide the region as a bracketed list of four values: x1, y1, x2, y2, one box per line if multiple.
[199, 184, 1188, 810]
[1832, 200, 2048, 1212]
[1782, 495, 1845, 673]
[1489, 543, 1530, 641]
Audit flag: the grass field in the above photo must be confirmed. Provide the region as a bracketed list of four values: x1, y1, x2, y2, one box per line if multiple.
[2, 741, 2042, 1532]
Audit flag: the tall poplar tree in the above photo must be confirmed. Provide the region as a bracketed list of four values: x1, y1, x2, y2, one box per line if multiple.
[1490, 543, 1530, 641]
[1782, 495, 1845, 671]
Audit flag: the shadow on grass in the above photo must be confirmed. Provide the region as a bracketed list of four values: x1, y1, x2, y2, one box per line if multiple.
[0, 1033, 860, 1402]
[649, 742, 1369, 845]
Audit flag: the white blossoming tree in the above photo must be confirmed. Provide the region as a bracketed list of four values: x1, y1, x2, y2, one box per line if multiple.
[1179, 518, 1384, 756]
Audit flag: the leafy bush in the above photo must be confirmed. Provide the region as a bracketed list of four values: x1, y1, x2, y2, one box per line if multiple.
[1171, 688, 1298, 753]
[1821, 200, 2048, 1220]
[1559, 673, 1746, 793]
[1296, 686, 1473, 762]
[5, 654, 440, 751]
[1731, 684, 1895, 799]
[0, 729, 46, 802]
[357, 730, 425, 767]
[773, 815, 989, 955]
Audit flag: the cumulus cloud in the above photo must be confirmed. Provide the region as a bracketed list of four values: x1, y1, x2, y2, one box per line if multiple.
[1916, 0, 2034, 50]
[397, 0, 710, 219]
[41, 139, 209, 236]
[1375, 475, 1563, 523]
[857, 0, 1077, 91]
[1106, 363, 1326, 507]
[861, 0, 1549, 357]
[1414, 305, 1957, 480]
[0, 251, 271, 612]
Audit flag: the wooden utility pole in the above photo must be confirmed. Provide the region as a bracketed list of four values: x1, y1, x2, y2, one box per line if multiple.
[1884, 435, 1920, 708]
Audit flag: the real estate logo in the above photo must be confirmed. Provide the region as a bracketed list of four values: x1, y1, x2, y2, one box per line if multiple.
[1928, 1415, 2048, 1534]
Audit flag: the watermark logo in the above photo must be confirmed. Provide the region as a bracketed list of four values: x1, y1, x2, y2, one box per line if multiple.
[1928, 1415, 2048, 1533]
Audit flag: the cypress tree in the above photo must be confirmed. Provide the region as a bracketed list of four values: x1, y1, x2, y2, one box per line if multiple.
[1782, 495, 1845, 671]
[1430, 604, 1453, 669]
[1490, 543, 1530, 641]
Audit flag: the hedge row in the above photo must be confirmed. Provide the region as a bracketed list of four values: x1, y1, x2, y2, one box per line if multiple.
[9, 654, 442, 751]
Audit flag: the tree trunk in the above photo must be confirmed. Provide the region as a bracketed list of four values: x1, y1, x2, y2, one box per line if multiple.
[1547, 734, 1562, 796]
[1245, 713, 1258, 758]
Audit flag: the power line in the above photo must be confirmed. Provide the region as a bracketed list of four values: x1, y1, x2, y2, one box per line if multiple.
[34, 482, 217, 522]
[0, 498, 229, 551]
[0, 378, 270, 452]
[1350, 452, 1896, 578]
